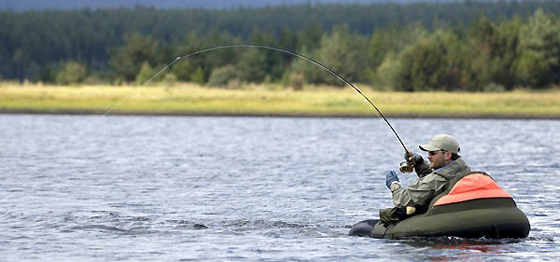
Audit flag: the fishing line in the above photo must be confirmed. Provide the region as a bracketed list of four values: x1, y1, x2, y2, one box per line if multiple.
[102, 57, 181, 116]
[103, 44, 409, 153]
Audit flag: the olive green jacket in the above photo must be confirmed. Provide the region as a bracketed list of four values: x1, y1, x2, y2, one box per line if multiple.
[389, 157, 471, 209]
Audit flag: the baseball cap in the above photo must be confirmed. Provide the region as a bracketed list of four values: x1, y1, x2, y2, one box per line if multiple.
[419, 134, 460, 154]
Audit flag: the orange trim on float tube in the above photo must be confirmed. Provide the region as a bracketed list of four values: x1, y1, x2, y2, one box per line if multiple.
[433, 173, 513, 206]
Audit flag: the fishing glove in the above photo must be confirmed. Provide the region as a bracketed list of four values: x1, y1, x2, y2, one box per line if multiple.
[385, 170, 399, 189]
[404, 152, 424, 167]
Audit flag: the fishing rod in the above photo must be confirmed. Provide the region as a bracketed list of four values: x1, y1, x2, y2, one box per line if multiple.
[103, 44, 411, 156]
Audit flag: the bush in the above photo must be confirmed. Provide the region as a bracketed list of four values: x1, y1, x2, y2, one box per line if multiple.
[135, 62, 155, 85]
[373, 52, 401, 91]
[162, 73, 178, 86]
[288, 72, 305, 91]
[83, 75, 106, 85]
[207, 65, 239, 88]
[55, 61, 87, 85]
[190, 67, 206, 85]
[483, 82, 506, 92]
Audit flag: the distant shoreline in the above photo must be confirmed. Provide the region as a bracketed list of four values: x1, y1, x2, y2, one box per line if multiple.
[2, 109, 558, 120]
[1, 84, 559, 120]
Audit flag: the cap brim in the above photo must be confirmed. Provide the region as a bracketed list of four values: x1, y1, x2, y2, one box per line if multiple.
[419, 144, 441, 152]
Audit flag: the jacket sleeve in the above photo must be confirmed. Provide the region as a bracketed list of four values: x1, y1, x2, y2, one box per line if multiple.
[389, 173, 448, 208]
[414, 161, 432, 178]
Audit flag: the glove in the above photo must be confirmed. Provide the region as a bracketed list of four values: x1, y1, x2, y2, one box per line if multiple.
[384, 170, 399, 189]
[404, 151, 424, 166]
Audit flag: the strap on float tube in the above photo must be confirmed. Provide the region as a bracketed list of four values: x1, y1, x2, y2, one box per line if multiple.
[102, 44, 410, 154]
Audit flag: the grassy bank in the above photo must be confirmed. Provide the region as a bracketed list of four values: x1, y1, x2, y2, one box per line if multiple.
[1, 83, 559, 119]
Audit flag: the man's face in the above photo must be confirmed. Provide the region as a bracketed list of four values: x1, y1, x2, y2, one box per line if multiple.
[427, 150, 450, 169]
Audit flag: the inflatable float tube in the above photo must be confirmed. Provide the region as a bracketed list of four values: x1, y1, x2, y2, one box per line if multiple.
[349, 172, 530, 239]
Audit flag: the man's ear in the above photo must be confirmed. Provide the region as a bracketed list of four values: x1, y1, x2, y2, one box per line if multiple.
[444, 151, 453, 160]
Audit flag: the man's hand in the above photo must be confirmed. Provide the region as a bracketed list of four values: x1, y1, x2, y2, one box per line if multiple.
[384, 170, 399, 189]
[404, 151, 424, 166]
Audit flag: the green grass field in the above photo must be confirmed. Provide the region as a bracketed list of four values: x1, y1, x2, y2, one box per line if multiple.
[1, 83, 559, 118]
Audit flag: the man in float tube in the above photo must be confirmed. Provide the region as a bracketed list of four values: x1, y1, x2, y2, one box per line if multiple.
[380, 134, 471, 223]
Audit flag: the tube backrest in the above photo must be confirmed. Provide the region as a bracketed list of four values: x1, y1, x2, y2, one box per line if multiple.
[433, 172, 512, 207]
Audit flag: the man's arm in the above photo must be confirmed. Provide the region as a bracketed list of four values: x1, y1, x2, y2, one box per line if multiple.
[389, 173, 447, 208]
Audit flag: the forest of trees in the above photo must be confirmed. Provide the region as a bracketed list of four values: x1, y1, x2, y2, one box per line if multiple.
[1, 1, 560, 91]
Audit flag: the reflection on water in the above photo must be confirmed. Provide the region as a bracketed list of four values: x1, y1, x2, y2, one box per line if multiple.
[0, 115, 558, 261]
[401, 237, 520, 260]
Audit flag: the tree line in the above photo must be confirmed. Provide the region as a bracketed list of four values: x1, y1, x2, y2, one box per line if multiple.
[1, 1, 560, 91]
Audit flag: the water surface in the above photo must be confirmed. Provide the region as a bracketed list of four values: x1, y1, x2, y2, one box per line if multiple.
[1, 115, 558, 261]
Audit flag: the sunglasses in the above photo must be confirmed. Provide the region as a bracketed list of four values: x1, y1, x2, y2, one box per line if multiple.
[428, 150, 447, 156]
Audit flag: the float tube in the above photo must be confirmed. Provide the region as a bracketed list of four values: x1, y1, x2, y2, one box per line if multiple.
[349, 172, 530, 238]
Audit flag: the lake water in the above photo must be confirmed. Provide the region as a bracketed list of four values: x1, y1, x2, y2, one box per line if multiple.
[1, 114, 559, 261]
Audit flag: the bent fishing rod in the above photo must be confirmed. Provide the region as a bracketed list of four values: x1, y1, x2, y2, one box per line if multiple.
[103, 44, 411, 155]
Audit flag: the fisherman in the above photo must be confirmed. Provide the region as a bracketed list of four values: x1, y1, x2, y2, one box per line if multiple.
[380, 134, 471, 223]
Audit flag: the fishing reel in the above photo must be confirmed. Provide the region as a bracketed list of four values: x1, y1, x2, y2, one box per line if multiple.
[399, 150, 414, 173]
[399, 160, 414, 173]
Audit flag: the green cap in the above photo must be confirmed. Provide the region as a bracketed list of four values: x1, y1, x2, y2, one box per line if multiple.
[419, 134, 460, 153]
